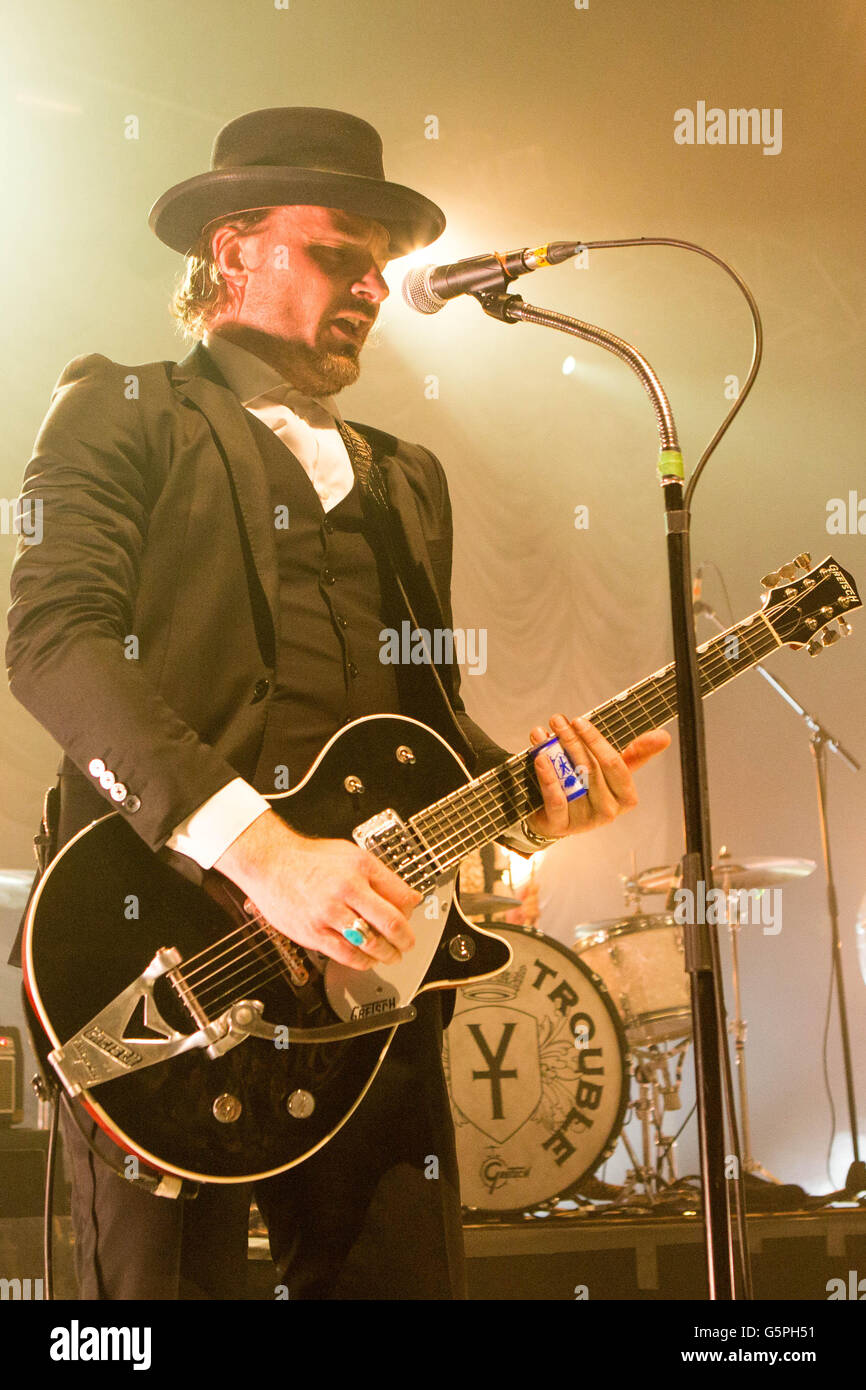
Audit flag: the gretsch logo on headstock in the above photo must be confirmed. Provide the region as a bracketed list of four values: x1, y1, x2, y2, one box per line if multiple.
[823, 563, 857, 603]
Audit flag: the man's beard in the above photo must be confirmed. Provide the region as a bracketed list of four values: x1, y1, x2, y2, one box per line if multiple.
[283, 341, 362, 395]
[211, 324, 364, 396]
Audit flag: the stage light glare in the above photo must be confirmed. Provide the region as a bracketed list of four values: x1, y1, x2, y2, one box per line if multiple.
[15, 93, 82, 115]
[507, 849, 541, 892]
[562, 355, 576, 375]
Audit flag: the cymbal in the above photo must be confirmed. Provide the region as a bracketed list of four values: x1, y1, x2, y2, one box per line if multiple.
[636, 857, 817, 895]
[0, 869, 36, 909]
[458, 890, 521, 916]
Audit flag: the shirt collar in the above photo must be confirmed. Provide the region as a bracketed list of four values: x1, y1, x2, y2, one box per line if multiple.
[202, 330, 343, 421]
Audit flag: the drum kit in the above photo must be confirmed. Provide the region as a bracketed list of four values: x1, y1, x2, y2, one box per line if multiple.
[447, 849, 816, 1218]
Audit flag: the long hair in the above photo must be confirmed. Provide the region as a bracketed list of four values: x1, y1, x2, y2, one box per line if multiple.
[170, 208, 273, 339]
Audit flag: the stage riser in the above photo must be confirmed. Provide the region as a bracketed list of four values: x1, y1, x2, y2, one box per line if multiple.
[3, 1212, 863, 1300]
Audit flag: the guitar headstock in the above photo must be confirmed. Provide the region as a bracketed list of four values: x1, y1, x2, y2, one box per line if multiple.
[761, 554, 861, 653]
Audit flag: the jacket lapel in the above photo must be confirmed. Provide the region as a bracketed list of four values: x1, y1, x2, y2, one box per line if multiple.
[171, 343, 280, 645]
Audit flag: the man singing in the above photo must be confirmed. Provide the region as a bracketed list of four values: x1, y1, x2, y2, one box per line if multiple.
[7, 107, 668, 1299]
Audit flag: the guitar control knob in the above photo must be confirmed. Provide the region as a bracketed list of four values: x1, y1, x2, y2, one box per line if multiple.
[395, 745, 416, 764]
[344, 775, 364, 794]
[286, 1089, 315, 1119]
[213, 1093, 242, 1124]
[448, 934, 476, 961]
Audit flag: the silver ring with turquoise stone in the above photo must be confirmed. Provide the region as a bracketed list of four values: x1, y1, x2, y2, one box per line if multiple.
[342, 917, 373, 948]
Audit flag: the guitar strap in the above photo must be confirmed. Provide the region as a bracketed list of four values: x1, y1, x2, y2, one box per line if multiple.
[336, 420, 476, 769]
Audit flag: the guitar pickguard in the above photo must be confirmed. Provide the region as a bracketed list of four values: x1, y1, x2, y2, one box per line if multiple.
[323, 868, 459, 1021]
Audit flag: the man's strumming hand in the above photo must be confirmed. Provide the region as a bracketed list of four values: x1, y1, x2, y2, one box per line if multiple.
[214, 810, 421, 970]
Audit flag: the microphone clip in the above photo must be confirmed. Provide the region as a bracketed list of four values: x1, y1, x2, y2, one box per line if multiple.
[471, 289, 524, 324]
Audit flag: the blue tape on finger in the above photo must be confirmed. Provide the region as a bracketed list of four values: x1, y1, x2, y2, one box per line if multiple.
[529, 736, 589, 801]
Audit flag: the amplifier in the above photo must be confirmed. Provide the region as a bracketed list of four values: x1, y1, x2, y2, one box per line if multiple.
[0, 1026, 23, 1126]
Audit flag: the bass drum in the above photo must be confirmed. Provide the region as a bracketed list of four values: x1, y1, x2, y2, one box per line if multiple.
[442, 924, 629, 1216]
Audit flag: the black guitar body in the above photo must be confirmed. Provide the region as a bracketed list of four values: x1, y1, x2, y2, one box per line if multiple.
[23, 716, 511, 1183]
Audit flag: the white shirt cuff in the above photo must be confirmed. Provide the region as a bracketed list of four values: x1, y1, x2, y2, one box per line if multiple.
[167, 778, 271, 870]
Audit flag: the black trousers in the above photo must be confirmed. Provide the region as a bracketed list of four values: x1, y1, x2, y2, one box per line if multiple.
[60, 991, 466, 1300]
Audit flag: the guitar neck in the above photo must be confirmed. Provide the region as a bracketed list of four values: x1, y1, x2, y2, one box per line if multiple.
[410, 608, 781, 873]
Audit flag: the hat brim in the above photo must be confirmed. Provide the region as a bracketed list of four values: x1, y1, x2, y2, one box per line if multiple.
[148, 166, 445, 257]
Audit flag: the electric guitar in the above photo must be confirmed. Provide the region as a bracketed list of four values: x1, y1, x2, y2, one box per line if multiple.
[22, 554, 860, 1184]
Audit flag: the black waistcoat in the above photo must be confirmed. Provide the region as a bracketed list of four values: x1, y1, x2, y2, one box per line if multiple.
[247, 413, 414, 792]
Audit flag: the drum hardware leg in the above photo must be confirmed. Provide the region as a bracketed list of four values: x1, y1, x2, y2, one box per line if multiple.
[726, 897, 782, 1184]
[617, 1125, 652, 1204]
[636, 1076, 655, 1198]
[616, 1040, 696, 1201]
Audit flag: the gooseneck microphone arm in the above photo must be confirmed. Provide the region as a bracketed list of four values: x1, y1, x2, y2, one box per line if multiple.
[468, 237, 766, 1301]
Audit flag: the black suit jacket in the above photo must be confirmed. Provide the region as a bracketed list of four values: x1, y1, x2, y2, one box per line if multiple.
[7, 342, 510, 853]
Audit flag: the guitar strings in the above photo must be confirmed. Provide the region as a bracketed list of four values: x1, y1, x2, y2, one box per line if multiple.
[413, 614, 783, 869]
[167, 587, 816, 1019]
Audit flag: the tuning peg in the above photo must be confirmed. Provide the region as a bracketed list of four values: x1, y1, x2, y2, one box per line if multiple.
[806, 637, 823, 656]
[821, 627, 842, 647]
[761, 571, 781, 589]
[795, 552, 812, 570]
[777, 563, 799, 582]
[837, 617, 853, 636]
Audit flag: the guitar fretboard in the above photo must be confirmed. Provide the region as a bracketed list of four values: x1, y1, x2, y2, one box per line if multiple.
[410, 610, 781, 873]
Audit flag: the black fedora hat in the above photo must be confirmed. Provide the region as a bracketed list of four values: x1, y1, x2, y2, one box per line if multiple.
[148, 107, 445, 257]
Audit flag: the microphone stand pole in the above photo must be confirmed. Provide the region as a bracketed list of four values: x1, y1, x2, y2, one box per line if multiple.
[473, 288, 739, 1299]
[696, 599, 865, 1197]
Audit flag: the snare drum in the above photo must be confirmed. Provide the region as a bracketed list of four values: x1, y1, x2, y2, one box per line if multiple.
[443, 924, 629, 1215]
[573, 913, 691, 1045]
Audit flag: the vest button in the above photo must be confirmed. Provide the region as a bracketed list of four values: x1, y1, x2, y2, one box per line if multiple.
[336, 614, 348, 628]
[321, 569, 336, 585]
[322, 518, 333, 534]
[251, 678, 271, 704]
[348, 662, 359, 679]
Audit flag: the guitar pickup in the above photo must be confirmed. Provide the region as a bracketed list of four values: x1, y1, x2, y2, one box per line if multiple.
[353, 808, 439, 890]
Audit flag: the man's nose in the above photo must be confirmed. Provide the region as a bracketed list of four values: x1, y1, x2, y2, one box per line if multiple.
[353, 262, 390, 303]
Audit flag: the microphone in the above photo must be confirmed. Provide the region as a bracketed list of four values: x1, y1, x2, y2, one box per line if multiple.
[402, 241, 583, 315]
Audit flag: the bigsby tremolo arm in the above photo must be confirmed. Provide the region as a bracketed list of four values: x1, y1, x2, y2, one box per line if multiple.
[49, 947, 417, 1096]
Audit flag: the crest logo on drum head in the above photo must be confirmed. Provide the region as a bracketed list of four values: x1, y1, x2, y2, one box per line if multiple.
[449, 1007, 543, 1144]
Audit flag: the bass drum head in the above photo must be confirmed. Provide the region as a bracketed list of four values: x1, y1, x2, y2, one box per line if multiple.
[442, 924, 629, 1216]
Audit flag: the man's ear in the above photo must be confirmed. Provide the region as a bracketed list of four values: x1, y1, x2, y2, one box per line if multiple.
[211, 225, 248, 284]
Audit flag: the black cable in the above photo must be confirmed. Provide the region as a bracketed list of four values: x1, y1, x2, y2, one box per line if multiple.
[57, 1090, 199, 1199]
[577, 236, 763, 510]
[42, 1088, 60, 1301]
